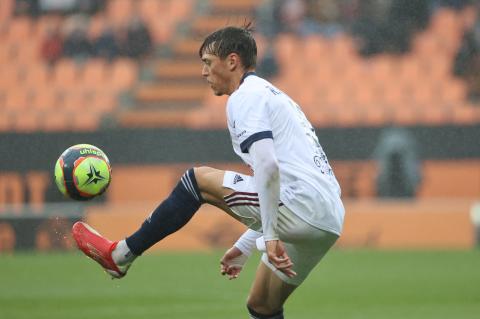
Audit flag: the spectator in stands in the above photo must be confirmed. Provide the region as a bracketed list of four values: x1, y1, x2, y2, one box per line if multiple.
[374, 127, 421, 198]
[278, 0, 324, 37]
[350, 0, 390, 56]
[62, 14, 93, 62]
[254, 1, 281, 79]
[454, 13, 480, 102]
[122, 15, 152, 60]
[15, 0, 40, 16]
[352, 0, 430, 56]
[385, 0, 430, 52]
[256, 40, 279, 79]
[76, 0, 106, 14]
[93, 23, 119, 62]
[433, 0, 472, 10]
[256, 0, 348, 38]
[40, 25, 64, 66]
[255, 0, 283, 38]
[305, 0, 344, 37]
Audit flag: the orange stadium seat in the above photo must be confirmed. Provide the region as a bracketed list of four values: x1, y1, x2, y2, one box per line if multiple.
[12, 110, 39, 132]
[363, 105, 391, 127]
[413, 32, 446, 60]
[209, 0, 257, 13]
[391, 105, 419, 126]
[378, 79, 406, 109]
[88, 90, 117, 113]
[6, 17, 33, 44]
[52, 59, 79, 90]
[0, 112, 10, 132]
[0, 90, 5, 108]
[82, 59, 107, 89]
[351, 81, 376, 109]
[4, 89, 32, 112]
[330, 35, 357, 62]
[31, 88, 60, 111]
[0, 64, 21, 90]
[0, 0, 14, 21]
[440, 78, 467, 105]
[409, 79, 437, 108]
[169, 0, 194, 21]
[430, 8, 462, 38]
[451, 103, 480, 125]
[110, 59, 138, 91]
[41, 111, 69, 131]
[302, 35, 328, 64]
[369, 55, 395, 85]
[419, 105, 450, 125]
[424, 55, 451, 84]
[106, 0, 134, 26]
[335, 105, 364, 128]
[274, 34, 299, 70]
[60, 90, 88, 112]
[138, 0, 162, 22]
[149, 17, 175, 44]
[0, 44, 9, 66]
[23, 64, 51, 89]
[71, 111, 101, 131]
[12, 40, 40, 64]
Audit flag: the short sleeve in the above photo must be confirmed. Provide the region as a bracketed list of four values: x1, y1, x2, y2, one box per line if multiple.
[229, 92, 273, 153]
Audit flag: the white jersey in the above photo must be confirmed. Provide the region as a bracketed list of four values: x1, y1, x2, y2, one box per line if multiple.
[226, 73, 344, 235]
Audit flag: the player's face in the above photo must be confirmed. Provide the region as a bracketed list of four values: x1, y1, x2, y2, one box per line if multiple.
[201, 53, 232, 96]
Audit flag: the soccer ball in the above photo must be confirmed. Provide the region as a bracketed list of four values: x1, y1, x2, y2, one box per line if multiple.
[54, 144, 112, 201]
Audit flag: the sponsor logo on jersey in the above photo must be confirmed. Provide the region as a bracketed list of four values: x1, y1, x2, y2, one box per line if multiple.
[236, 130, 247, 138]
[233, 174, 244, 184]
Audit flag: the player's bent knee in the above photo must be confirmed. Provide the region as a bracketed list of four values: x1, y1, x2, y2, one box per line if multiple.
[193, 166, 227, 195]
[247, 305, 284, 319]
[192, 166, 219, 187]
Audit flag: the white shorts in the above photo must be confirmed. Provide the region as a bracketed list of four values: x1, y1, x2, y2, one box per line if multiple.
[222, 171, 339, 286]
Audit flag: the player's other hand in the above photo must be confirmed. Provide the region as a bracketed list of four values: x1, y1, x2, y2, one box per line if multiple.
[265, 240, 297, 278]
[220, 246, 247, 280]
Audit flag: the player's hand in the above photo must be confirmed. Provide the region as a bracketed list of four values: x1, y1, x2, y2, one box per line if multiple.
[265, 240, 297, 278]
[220, 246, 247, 280]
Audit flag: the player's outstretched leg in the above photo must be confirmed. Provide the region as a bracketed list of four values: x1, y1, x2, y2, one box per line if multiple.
[72, 168, 205, 278]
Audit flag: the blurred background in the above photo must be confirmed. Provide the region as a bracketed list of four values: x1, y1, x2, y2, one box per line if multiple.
[0, 0, 479, 318]
[0, 0, 478, 252]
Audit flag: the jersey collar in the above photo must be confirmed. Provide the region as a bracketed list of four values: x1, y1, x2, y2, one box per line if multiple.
[240, 71, 256, 85]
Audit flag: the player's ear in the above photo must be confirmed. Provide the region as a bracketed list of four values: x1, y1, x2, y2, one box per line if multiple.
[227, 53, 239, 71]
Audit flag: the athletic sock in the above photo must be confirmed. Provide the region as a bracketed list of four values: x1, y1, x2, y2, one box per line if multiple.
[125, 169, 204, 256]
[247, 306, 284, 319]
[111, 239, 136, 266]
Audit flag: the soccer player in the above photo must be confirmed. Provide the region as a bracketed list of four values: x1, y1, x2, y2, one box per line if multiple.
[73, 24, 344, 319]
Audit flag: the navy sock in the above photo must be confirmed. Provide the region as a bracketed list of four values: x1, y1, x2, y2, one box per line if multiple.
[125, 169, 204, 255]
[247, 306, 284, 319]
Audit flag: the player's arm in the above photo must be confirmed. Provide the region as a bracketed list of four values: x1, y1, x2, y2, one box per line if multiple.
[220, 229, 262, 279]
[250, 138, 280, 241]
[250, 139, 296, 277]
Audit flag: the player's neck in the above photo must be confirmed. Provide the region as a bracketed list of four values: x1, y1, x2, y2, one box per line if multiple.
[228, 69, 256, 95]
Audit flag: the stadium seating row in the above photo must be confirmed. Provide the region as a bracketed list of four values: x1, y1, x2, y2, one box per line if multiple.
[0, 1, 478, 131]
[119, 4, 479, 129]
[0, 0, 194, 45]
[0, 0, 195, 132]
[194, 6, 480, 129]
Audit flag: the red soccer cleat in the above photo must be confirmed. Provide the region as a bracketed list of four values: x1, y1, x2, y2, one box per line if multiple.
[72, 221, 127, 279]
